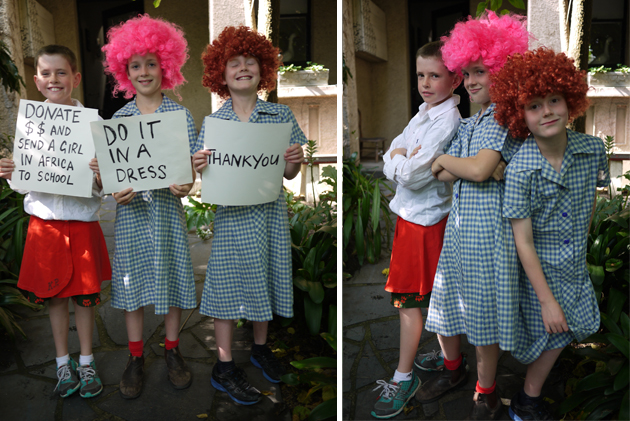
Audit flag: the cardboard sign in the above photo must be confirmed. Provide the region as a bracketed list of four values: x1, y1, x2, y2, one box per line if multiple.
[91, 110, 193, 194]
[11, 100, 99, 197]
[200, 118, 291, 206]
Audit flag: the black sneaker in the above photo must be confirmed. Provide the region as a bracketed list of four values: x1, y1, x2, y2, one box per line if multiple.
[509, 392, 554, 420]
[250, 345, 285, 383]
[211, 364, 262, 405]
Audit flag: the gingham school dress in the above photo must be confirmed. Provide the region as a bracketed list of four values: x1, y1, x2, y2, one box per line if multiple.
[110, 96, 200, 314]
[503, 131, 609, 364]
[425, 104, 522, 349]
[198, 98, 307, 321]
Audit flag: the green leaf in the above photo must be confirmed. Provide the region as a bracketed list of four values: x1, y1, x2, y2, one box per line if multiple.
[371, 181, 381, 234]
[591, 235, 604, 263]
[508, 0, 525, 8]
[558, 390, 592, 414]
[619, 390, 629, 420]
[606, 208, 629, 228]
[574, 371, 614, 393]
[587, 264, 605, 286]
[291, 357, 337, 369]
[281, 372, 300, 385]
[321, 332, 337, 351]
[613, 361, 629, 391]
[620, 312, 630, 338]
[586, 397, 622, 420]
[293, 276, 309, 291]
[601, 313, 623, 336]
[606, 333, 630, 358]
[607, 357, 625, 375]
[605, 258, 624, 273]
[490, 0, 502, 11]
[308, 398, 336, 421]
[607, 288, 627, 323]
[308, 282, 325, 304]
[343, 211, 353, 250]
[355, 201, 364, 266]
[304, 296, 322, 335]
[327, 304, 337, 338]
[373, 221, 381, 261]
[476, 1, 487, 16]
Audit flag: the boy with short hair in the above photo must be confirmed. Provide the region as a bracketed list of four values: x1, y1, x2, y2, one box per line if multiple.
[0, 44, 110, 399]
[370, 40, 462, 419]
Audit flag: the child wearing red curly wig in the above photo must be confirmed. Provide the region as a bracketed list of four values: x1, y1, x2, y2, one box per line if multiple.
[98, 14, 200, 399]
[415, 11, 531, 420]
[492, 47, 609, 421]
[192, 26, 306, 405]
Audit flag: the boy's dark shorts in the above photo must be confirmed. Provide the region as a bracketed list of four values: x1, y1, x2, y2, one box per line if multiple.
[391, 291, 432, 309]
[24, 291, 101, 308]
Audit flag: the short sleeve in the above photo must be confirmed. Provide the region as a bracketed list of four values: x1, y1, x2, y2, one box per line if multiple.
[446, 126, 463, 157]
[195, 119, 207, 153]
[480, 118, 509, 152]
[596, 141, 611, 188]
[283, 107, 307, 146]
[503, 166, 533, 219]
[185, 109, 200, 155]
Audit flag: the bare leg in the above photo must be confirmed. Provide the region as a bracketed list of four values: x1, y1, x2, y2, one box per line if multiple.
[252, 320, 268, 345]
[476, 343, 500, 388]
[523, 347, 564, 397]
[164, 306, 182, 342]
[437, 333, 461, 361]
[125, 308, 144, 342]
[49, 297, 70, 358]
[74, 304, 95, 356]
[397, 307, 423, 373]
[215, 318, 234, 362]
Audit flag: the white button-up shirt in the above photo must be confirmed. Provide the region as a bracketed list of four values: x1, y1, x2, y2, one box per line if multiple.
[383, 95, 461, 226]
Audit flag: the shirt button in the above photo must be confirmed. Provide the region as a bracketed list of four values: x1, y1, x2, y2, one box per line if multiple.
[563, 239, 570, 244]
[455, 194, 458, 199]
[562, 212, 568, 217]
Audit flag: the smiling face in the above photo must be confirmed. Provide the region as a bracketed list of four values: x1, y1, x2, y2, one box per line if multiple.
[222, 55, 261, 97]
[461, 59, 492, 112]
[34, 54, 81, 106]
[416, 55, 461, 109]
[127, 53, 163, 100]
[524, 93, 569, 142]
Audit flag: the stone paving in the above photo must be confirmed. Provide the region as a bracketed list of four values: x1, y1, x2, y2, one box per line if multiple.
[0, 195, 290, 421]
[342, 164, 566, 420]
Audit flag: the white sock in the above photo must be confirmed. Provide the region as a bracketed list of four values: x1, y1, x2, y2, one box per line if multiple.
[393, 369, 412, 383]
[56, 354, 70, 367]
[79, 354, 94, 366]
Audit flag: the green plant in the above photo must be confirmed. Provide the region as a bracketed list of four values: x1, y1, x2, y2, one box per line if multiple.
[305, 140, 318, 207]
[603, 136, 615, 199]
[342, 54, 353, 85]
[475, 0, 525, 17]
[0, 41, 26, 95]
[615, 65, 630, 74]
[278, 62, 327, 75]
[342, 152, 393, 267]
[183, 196, 216, 240]
[589, 65, 613, 74]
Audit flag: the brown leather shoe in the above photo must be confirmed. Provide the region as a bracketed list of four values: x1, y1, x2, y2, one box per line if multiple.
[119, 355, 144, 399]
[465, 390, 502, 420]
[165, 346, 192, 389]
[415, 359, 467, 403]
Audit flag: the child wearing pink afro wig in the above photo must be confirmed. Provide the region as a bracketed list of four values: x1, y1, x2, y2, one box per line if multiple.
[102, 14, 188, 99]
[98, 14, 201, 399]
[414, 11, 531, 420]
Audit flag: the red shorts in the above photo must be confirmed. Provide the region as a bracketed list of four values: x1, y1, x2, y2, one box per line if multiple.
[385, 215, 447, 295]
[18, 215, 111, 298]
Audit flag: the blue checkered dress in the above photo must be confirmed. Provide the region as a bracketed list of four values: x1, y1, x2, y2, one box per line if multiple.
[198, 98, 307, 321]
[425, 104, 522, 349]
[110, 96, 201, 314]
[503, 130, 609, 364]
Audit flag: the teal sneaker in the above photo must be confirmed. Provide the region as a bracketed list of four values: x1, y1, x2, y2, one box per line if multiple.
[414, 350, 445, 371]
[77, 360, 103, 398]
[371, 372, 421, 419]
[53, 358, 81, 398]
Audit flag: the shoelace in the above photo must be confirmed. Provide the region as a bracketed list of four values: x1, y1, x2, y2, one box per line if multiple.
[78, 365, 96, 382]
[53, 364, 72, 392]
[425, 350, 443, 361]
[373, 379, 400, 399]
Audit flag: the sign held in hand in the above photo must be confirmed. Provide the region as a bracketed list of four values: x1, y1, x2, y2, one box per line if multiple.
[91, 110, 193, 194]
[11, 99, 99, 197]
[200, 118, 291, 206]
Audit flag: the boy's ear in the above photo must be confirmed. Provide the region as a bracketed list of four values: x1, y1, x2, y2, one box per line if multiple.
[72, 72, 82, 88]
[33, 74, 41, 92]
[452, 73, 463, 89]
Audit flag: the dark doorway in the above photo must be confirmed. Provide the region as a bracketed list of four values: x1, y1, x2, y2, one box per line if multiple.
[77, 0, 144, 119]
[408, 0, 470, 118]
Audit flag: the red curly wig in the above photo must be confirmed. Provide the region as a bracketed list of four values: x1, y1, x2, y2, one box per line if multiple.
[202, 26, 281, 99]
[490, 47, 590, 139]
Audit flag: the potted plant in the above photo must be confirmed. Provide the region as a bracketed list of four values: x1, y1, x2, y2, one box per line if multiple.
[278, 62, 329, 87]
[588, 65, 630, 87]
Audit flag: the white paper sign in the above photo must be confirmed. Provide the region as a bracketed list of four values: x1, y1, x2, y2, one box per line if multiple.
[200, 118, 291, 206]
[91, 110, 193, 194]
[11, 99, 99, 197]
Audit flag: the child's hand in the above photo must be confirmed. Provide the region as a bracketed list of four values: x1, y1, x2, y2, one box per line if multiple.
[431, 156, 444, 178]
[169, 183, 191, 198]
[389, 148, 407, 159]
[409, 145, 422, 157]
[491, 160, 507, 181]
[284, 144, 304, 164]
[0, 158, 15, 180]
[193, 150, 212, 173]
[89, 158, 100, 175]
[540, 300, 569, 334]
[112, 187, 136, 205]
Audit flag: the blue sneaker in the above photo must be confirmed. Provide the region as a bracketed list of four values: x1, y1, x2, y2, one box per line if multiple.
[53, 358, 80, 398]
[371, 372, 421, 419]
[414, 350, 445, 371]
[77, 360, 103, 398]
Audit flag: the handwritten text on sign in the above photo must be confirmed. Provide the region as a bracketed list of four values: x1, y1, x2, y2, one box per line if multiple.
[91, 110, 193, 194]
[200, 118, 291, 206]
[12, 100, 99, 197]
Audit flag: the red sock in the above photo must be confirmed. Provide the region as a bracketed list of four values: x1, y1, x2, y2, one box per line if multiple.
[129, 340, 143, 357]
[476, 380, 496, 394]
[165, 337, 179, 350]
[444, 353, 462, 371]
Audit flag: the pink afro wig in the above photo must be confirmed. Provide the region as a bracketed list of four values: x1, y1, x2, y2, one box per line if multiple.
[102, 14, 189, 99]
[491, 47, 590, 139]
[441, 11, 531, 75]
[202, 26, 281, 99]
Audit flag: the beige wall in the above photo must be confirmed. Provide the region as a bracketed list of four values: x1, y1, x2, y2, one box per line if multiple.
[342, 0, 359, 157]
[312, 0, 337, 85]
